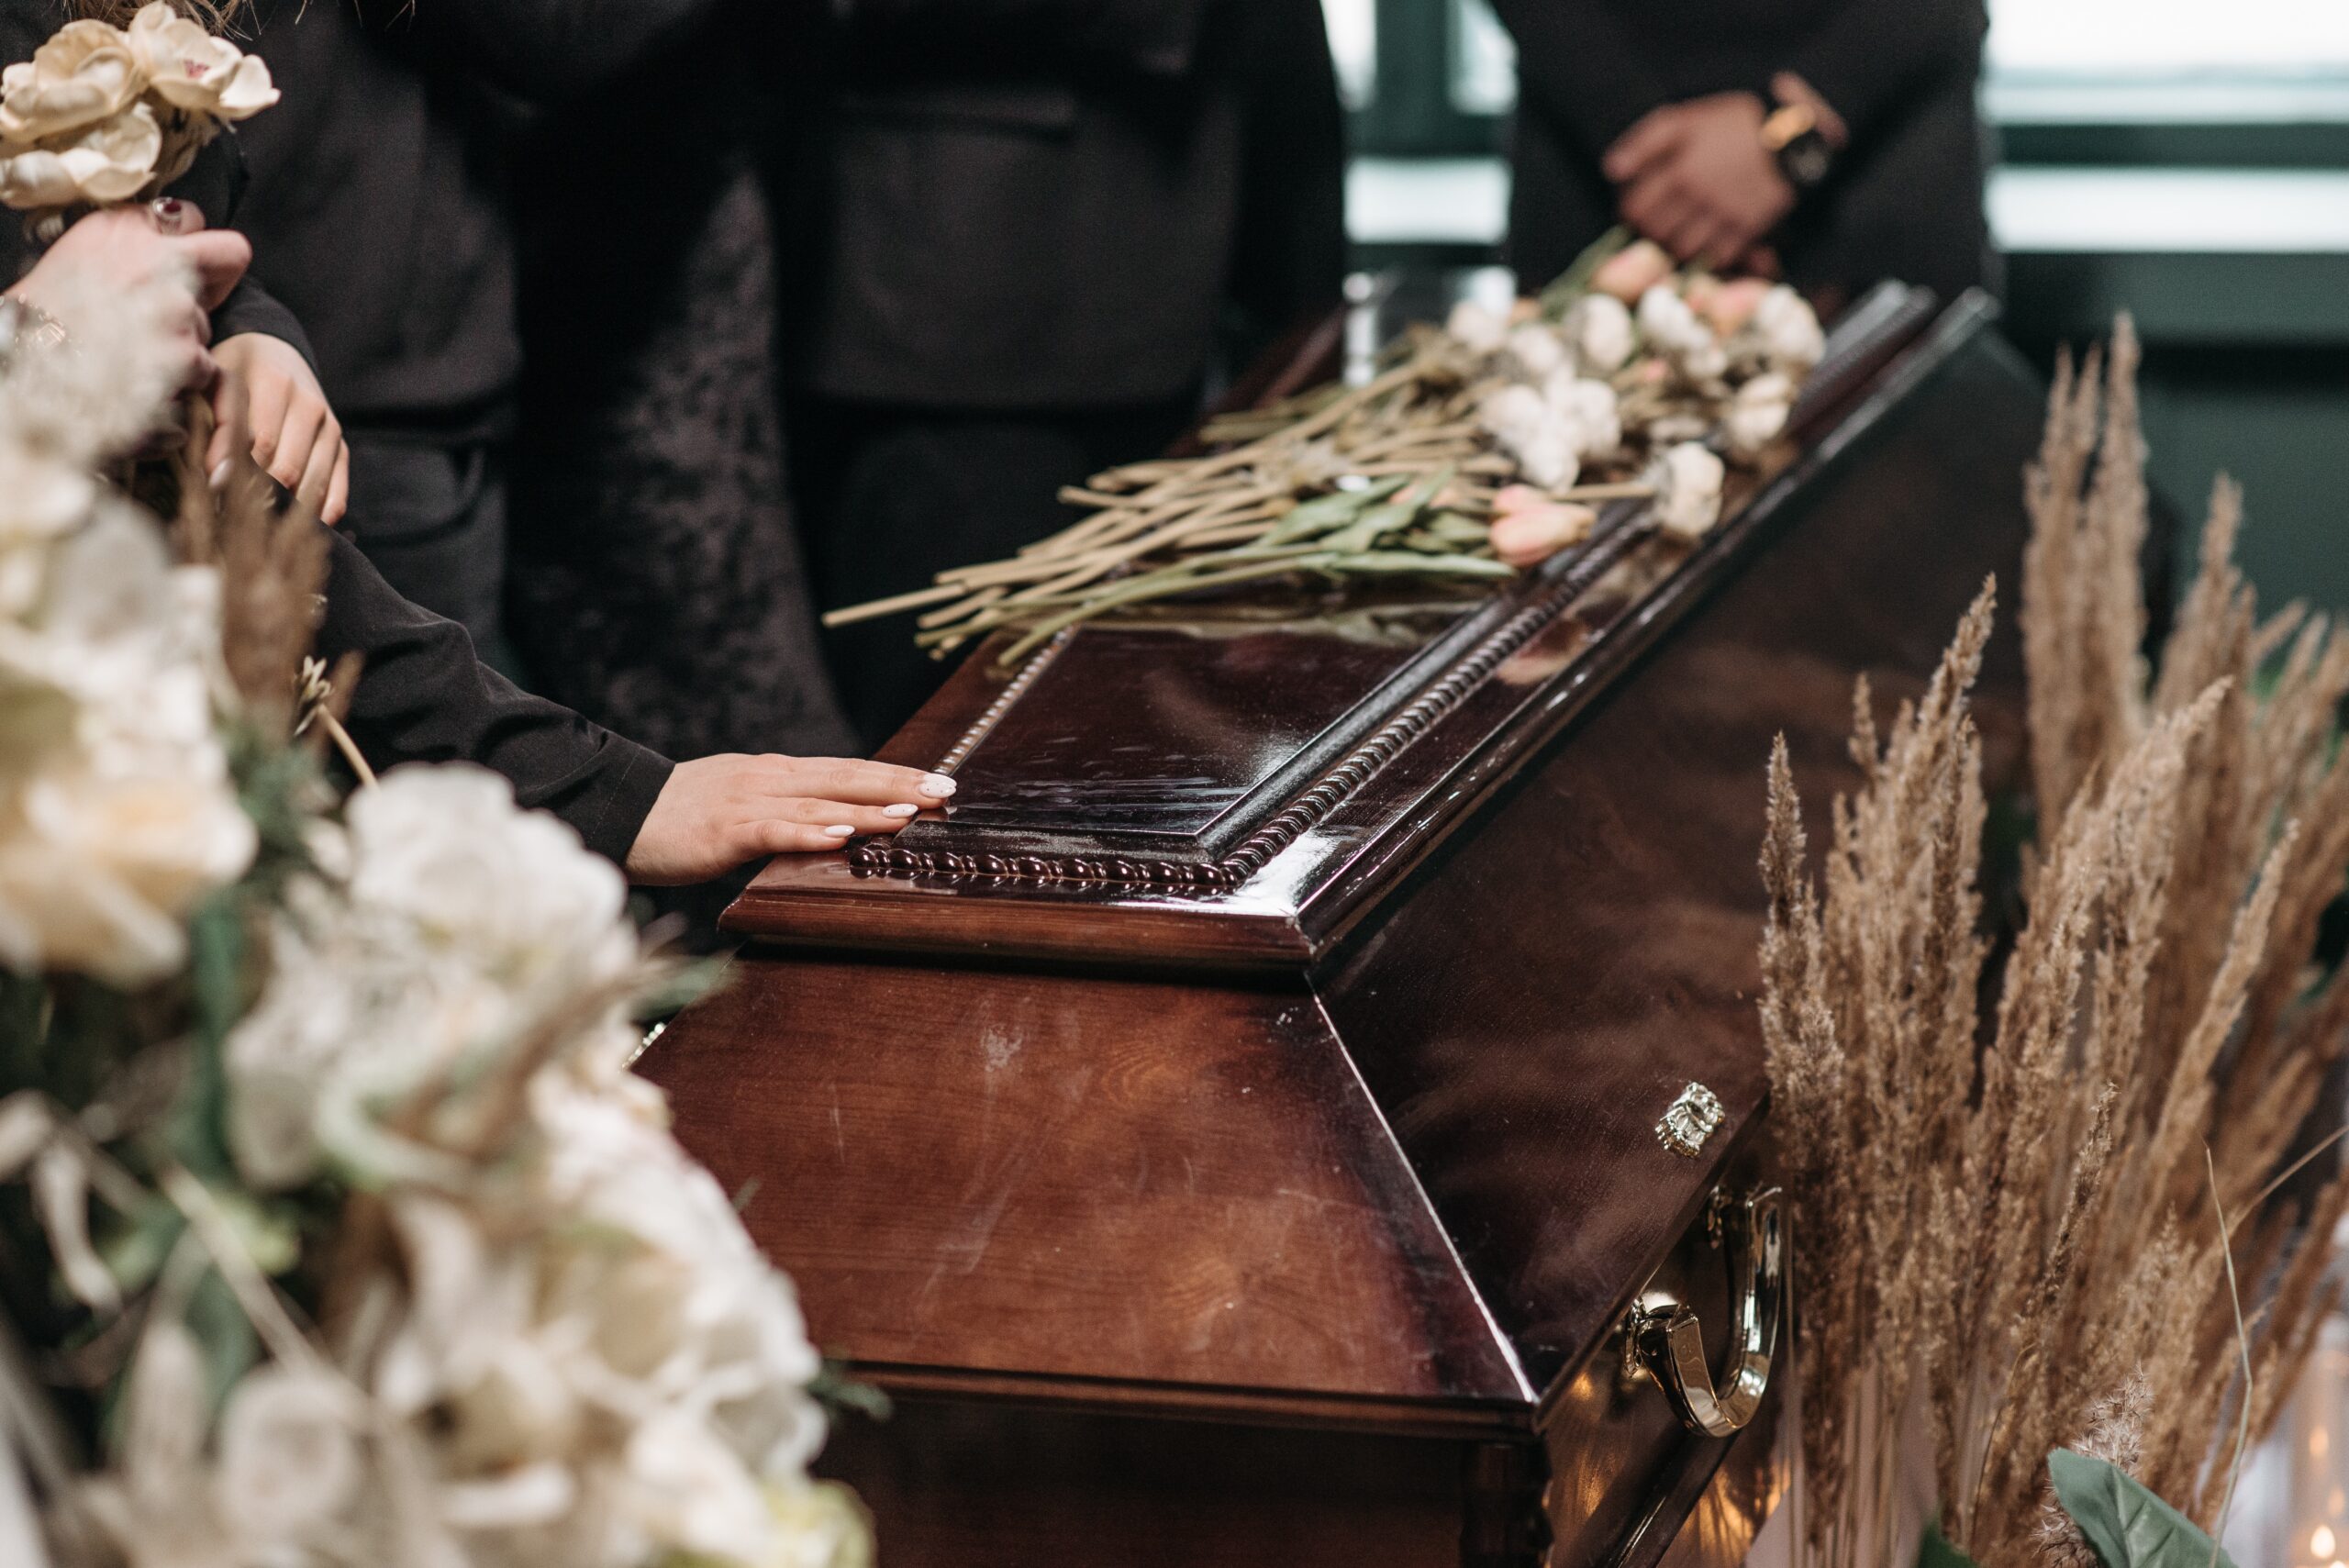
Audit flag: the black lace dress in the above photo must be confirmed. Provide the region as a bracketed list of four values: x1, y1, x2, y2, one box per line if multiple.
[505, 18, 854, 763]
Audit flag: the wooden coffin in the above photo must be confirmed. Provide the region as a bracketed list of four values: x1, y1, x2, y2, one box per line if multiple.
[641, 285, 2042, 1568]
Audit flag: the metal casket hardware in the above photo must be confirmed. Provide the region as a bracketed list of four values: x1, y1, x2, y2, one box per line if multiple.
[1623, 1186, 1786, 1438]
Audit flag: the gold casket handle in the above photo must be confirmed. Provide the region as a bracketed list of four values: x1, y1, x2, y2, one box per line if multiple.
[1629, 1187, 1786, 1438]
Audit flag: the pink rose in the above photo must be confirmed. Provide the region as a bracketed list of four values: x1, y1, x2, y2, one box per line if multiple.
[1701, 277, 1772, 336]
[1491, 484, 1552, 516]
[1490, 501, 1597, 567]
[1590, 239, 1674, 304]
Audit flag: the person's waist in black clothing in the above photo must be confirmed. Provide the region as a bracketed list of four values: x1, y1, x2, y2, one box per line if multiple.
[337, 394, 518, 454]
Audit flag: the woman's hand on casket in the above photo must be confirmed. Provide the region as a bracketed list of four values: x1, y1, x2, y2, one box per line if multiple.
[624, 754, 958, 885]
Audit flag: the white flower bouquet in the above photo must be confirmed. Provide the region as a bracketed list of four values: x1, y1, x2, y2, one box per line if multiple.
[828, 228, 1826, 658]
[0, 284, 870, 1566]
[0, 3, 276, 223]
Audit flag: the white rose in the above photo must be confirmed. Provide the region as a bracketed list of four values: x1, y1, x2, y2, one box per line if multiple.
[347, 765, 631, 979]
[1562, 293, 1634, 374]
[1503, 322, 1568, 383]
[1650, 442, 1726, 540]
[621, 1412, 776, 1564]
[212, 1364, 363, 1542]
[762, 1482, 875, 1568]
[126, 3, 279, 121]
[1635, 284, 1703, 351]
[1726, 372, 1796, 459]
[1542, 372, 1621, 459]
[1746, 285, 1825, 374]
[1635, 284, 1729, 381]
[0, 100, 160, 209]
[2, 762, 254, 981]
[1442, 299, 1508, 356]
[1478, 384, 1580, 491]
[0, 20, 139, 145]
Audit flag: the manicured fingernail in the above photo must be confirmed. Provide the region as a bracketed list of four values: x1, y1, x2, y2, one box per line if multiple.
[823, 824, 856, 838]
[207, 459, 231, 491]
[919, 773, 957, 798]
[883, 803, 918, 817]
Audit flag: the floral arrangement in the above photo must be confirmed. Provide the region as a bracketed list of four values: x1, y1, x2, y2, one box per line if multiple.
[0, 1, 275, 224]
[825, 231, 1821, 663]
[0, 284, 870, 1565]
[1760, 320, 2346, 1568]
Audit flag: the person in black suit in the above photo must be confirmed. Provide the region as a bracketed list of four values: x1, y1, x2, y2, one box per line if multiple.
[1492, 0, 1993, 310]
[781, 0, 1347, 748]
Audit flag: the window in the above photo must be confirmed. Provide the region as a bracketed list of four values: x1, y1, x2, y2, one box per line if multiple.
[1988, 0, 2349, 79]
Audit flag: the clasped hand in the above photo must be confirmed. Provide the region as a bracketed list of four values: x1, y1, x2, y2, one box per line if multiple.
[1604, 91, 1792, 272]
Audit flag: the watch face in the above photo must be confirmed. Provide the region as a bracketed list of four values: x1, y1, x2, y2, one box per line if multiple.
[1781, 130, 1833, 189]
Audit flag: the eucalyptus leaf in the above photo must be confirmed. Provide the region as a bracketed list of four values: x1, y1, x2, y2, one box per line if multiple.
[2049, 1449, 2237, 1568]
[1917, 1521, 1983, 1568]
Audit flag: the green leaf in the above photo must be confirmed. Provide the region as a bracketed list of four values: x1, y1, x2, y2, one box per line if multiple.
[2049, 1449, 2238, 1568]
[1917, 1522, 1984, 1568]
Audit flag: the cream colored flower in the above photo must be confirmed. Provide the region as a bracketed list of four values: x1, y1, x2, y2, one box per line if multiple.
[0, 100, 161, 208]
[1503, 322, 1568, 382]
[1650, 442, 1726, 539]
[126, 3, 278, 120]
[1726, 372, 1796, 458]
[0, 513, 252, 987]
[0, 19, 139, 144]
[346, 764, 633, 982]
[1542, 372, 1621, 459]
[1637, 284, 1727, 381]
[1443, 298, 1508, 356]
[211, 1363, 364, 1540]
[763, 1482, 875, 1568]
[1562, 293, 1634, 374]
[1478, 383, 1578, 491]
[1744, 284, 1825, 374]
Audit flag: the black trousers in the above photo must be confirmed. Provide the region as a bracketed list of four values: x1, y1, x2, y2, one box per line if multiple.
[790, 395, 1197, 752]
[343, 435, 518, 674]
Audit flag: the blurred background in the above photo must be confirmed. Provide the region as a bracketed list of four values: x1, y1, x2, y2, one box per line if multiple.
[1330, 0, 2349, 610]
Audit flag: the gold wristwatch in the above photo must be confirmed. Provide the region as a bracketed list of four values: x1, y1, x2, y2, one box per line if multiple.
[1761, 99, 1833, 191]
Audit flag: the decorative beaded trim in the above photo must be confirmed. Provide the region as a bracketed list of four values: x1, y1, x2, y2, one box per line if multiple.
[846, 514, 1656, 895]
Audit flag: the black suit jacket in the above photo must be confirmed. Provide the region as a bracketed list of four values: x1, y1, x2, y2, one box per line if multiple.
[785, 0, 1344, 409]
[1494, 0, 1992, 303]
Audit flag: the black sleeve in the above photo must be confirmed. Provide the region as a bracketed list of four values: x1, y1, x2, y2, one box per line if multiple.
[211, 276, 316, 368]
[840, 0, 1216, 79]
[1786, 0, 1987, 148]
[1489, 0, 1674, 159]
[156, 128, 321, 368]
[318, 528, 675, 869]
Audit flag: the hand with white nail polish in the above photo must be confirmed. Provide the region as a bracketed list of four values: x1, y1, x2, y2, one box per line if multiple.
[622, 752, 954, 886]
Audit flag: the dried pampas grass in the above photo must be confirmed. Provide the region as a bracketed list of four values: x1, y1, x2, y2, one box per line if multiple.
[1766, 323, 2349, 1568]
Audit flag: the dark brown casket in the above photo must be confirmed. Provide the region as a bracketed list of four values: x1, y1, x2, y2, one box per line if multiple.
[640, 286, 2041, 1568]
